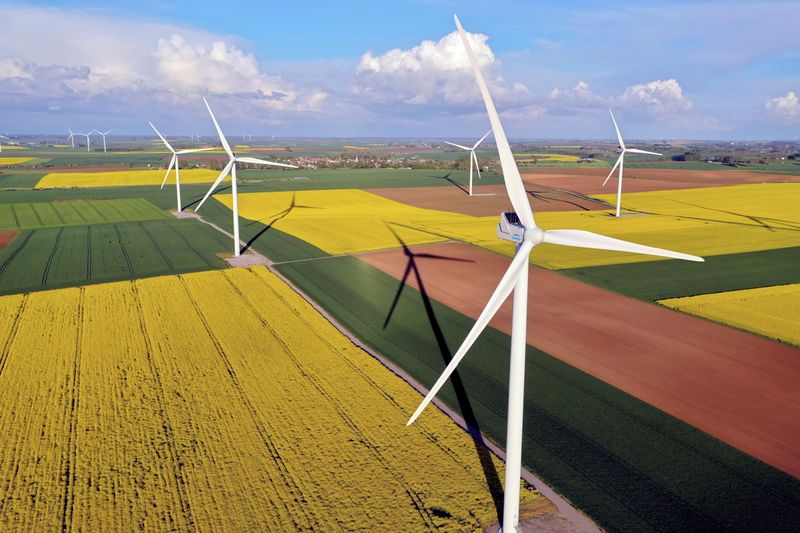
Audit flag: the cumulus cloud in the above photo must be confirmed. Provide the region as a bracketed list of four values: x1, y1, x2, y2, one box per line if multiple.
[617, 79, 692, 114]
[0, 4, 325, 115]
[766, 91, 800, 122]
[549, 81, 603, 106]
[355, 30, 529, 106]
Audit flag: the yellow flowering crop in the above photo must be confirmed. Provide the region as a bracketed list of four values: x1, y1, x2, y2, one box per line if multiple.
[0, 157, 33, 166]
[36, 169, 222, 188]
[216, 189, 475, 254]
[659, 284, 800, 346]
[0, 268, 545, 530]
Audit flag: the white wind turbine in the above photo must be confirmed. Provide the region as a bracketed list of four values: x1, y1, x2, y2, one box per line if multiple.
[0, 134, 8, 153]
[603, 110, 663, 217]
[67, 128, 75, 148]
[149, 121, 215, 212]
[195, 97, 298, 256]
[445, 129, 492, 196]
[406, 16, 704, 533]
[91, 129, 113, 153]
[76, 131, 91, 152]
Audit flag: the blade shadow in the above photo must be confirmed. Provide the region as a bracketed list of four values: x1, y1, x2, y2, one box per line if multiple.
[382, 226, 503, 522]
[439, 172, 470, 195]
[183, 184, 233, 210]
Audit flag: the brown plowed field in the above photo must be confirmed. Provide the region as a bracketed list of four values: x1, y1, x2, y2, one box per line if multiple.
[522, 168, 800, 195]
[367, 184, 608, 216]
[359, 242, 800, 477]
[0, 230, 17, 250]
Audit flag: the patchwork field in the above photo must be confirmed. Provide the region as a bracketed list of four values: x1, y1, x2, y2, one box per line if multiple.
[276, 254, 800, 532]
[0, 198, 167, 229]
[36, 168, 221, 188]
[0, 158, 34, 166]
[660, 283, 800, 346]
[216, 189, 474, 255]
[0, 219, 230, 295]
[0, 267, 545, 531]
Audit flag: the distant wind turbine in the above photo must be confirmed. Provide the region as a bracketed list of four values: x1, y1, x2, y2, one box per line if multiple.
[195, 97, 298, 257]
[91, 129, 113, 153]
[603, 110, 663, 217]
[67, 128, 75, 148]
[406, 16, 704, 533]
[0, 134, 8, 153]
[149, 121, 214, 212]
[75, 131, 91, 152]
[445, 129, 492, 196]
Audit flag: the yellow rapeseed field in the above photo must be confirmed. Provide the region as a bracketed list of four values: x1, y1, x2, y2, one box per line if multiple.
[0, 145, 27, 150]
[0, 157, 34, 165]
[514, 153, 579, 163]
[0, 268, 546, 530]
[659, 284, 800, 346]
[35, 168, 222, 188]
[216, 189, 474, 254]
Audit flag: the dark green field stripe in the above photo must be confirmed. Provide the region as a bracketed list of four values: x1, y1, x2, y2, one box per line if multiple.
[561, 246, 800, 301]
[41, 227, 64, 284]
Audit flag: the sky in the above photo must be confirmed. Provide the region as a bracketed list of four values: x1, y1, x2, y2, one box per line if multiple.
[0, 0, 798, 140]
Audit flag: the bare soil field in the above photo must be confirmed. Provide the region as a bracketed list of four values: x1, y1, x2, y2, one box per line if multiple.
[522, 168, 800, 195]
[0, 229, 17, 249]
[368, 184, 608, 216]
[359, 242, 800, 477]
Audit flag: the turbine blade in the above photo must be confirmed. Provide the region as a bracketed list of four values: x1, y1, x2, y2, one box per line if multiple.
[542, 229, 704, 262]
[444, 141, 471, 151]
[602, 154, 623, 187]
[203, 97, 233, 158]
[626, 148, 663, 156]
[161, 155, 176, 189]
[148, 121, 175, 153]
[471, 128, 493, 150]
[235, 156, 297, 168]
[472, 150, 482, 180]
[176, 147, 216, 155]
[407, 240, 534, 425]
[609, 109, 625, 150]
[195, 160, 234, 211]
[455, 16, 535, 229]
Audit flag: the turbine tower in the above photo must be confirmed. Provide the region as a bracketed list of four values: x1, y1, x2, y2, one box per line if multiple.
[406, 16, 704, 533]
[604, 110, 663, 217]
[149, 121, 214, 212]
[0, 134, 8, 153]
[195, 97, 298, 257]
[444, 129, 492, 196]
[92, 129, 113, 153]
[67, 128, 75, 148]
[76, 131, 91, 152]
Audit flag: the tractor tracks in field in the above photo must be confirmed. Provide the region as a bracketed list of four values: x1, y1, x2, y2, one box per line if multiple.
[61, 287, 84, 533]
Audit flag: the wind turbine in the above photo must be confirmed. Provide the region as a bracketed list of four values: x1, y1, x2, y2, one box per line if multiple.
[603, 110, 663, 217]
[67, 128, 75, 148]
[0, 134, 8, 153]
[195, 97, 298, 257]
[406, 16, 704, 533]
[75, 131, 91, 152]
[149, 121, 214, 212]
[91, 129, 113, 153]
[444, 129, 492, 196]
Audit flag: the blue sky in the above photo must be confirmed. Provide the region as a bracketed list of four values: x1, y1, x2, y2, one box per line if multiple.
[0, 1, 798, 139]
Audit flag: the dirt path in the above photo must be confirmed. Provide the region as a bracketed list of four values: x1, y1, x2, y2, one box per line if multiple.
[359, 241, 800, 478]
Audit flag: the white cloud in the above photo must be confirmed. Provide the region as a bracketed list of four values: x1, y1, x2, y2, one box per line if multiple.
[355, 30, 529, 106]
[766, 91, 800, 122]
[0, 4, 325, 114]
[617, 79, 692, 114]
[549, 81, 603, 106]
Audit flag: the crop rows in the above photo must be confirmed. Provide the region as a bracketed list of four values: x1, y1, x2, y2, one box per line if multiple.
[0, 267, 540, 530]
[0, 219, 229, 295]
[0, 199, 167, 230]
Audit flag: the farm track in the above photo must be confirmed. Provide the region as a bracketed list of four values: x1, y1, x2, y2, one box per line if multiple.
[139, 222, 174, 271]
[61, 288, 84, 532]
[41, 227, 64, 285]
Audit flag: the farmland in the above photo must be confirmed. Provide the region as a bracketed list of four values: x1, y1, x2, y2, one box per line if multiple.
[0, 219, 230, 295]
[275, 254, 800, 532]
[0, 158, 34, 166]
[0, 198, 167, 229]
[0, 267, 544, 531]
[36, 168, 221, 188]
[660, 283, 800, 346]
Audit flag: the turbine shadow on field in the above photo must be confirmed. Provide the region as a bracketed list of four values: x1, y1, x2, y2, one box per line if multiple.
[184, 185, 233, 210]
[382, 226, 504, 522]
[240, 192, 321, 254]
[527, 189, 596, 211]
[438, 173, 470, 195]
